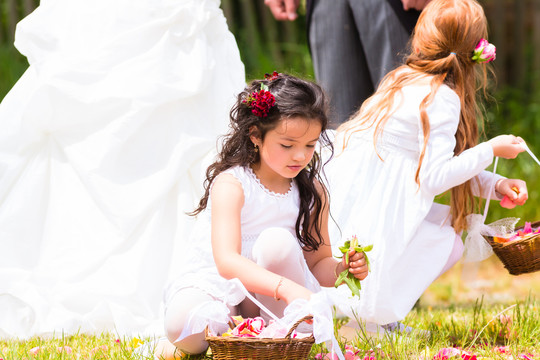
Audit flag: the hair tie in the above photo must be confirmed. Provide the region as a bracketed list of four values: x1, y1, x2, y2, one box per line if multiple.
[450, 52, 456, 55]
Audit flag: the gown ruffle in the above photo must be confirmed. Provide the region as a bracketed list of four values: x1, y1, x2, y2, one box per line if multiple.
[0, 0, 245, 338]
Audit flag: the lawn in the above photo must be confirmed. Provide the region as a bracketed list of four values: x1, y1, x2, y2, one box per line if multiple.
[1, 257, 537, 360]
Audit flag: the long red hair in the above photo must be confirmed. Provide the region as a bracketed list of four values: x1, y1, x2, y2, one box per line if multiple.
[339, 0, 493, 232]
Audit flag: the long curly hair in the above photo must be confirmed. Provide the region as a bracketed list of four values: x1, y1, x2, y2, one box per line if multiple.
[191, 74, 333, 251]
[339, 0, 492, 233]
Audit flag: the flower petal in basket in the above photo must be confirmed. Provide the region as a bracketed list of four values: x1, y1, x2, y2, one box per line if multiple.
[205, 315, 315, 360]
[484, 220, 540, 275]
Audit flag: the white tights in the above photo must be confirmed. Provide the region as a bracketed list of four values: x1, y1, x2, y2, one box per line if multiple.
[164, 228, 307, 355]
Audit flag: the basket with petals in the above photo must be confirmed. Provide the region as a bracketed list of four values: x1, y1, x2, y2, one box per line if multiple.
[483, 220, 540, 275]
[205, 315, 314, 360]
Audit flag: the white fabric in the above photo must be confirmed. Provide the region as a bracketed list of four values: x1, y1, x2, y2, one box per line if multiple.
[438, 233, 464, 276]
[163, 166, 322, 340]
[164, 288, 227, 355]
[463, 156, 500, 262]
[462, 157, 520, 263]
[473, 170, 505, 200]
[0, 0, 245, 338]
[325, 84, 497, 324]
[252, 228, 310, 324]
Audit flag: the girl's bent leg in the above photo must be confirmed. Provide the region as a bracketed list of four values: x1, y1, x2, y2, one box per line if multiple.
[251, 227, 307, 321]
[164, 288, 216, 355]
[438, 234, 465, 277]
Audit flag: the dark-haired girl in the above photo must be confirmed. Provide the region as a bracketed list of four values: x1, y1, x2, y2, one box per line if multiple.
[155, 73, 368, 357]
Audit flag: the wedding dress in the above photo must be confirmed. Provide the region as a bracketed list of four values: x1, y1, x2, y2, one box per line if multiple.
[0, 0, 245, 338]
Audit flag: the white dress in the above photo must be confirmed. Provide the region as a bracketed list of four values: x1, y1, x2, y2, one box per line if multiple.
[326, 84, 502, 325]
[0, 0, 245, 338]
[164, 165, 321, 337]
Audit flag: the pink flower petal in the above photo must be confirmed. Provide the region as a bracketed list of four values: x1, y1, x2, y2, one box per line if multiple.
[90, 345, 109, 354]
[434, 348, 462, 360]
[475, 38, 489, 50]
[500, 195, 517, 209]
[315, 353, 339, 360]
[461, 350, 477, 360]
[57, 346, 72, 354]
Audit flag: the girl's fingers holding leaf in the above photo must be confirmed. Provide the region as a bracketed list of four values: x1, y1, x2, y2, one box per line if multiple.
[341, 255, 349, 269]
[349, 264, 369, 280]
[353, 269, 368, 281]
[348, 261, 368, 277]
[348, 250, 365, 262]
[349, 256, 366, 270]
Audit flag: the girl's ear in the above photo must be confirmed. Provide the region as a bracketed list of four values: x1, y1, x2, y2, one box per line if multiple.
[249, 125, 261, 147]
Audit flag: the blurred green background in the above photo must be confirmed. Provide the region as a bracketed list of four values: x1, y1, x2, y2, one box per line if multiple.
[1, 0, 539, 223]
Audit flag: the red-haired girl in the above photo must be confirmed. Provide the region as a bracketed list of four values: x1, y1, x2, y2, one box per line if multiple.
[327, 0, 528, 333]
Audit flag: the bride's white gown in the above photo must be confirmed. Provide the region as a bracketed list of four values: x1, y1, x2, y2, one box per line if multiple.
[0, 0, 245, 338]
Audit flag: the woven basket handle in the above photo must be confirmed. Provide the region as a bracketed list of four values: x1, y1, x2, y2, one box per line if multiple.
[285, 315, 313, 339]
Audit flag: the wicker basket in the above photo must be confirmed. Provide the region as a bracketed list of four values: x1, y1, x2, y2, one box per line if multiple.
[484, 220, 540, 275]
[205, 315, 314, 360]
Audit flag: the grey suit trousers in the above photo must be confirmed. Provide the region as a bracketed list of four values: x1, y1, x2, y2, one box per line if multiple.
[309, 0, 411, 127]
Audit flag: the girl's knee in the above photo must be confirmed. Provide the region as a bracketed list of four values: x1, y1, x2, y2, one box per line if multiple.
[252, 227, 301, 264]
[164, 312, 208, 355]
[163, 288, 213, 354]
[164, 307, 187, 346]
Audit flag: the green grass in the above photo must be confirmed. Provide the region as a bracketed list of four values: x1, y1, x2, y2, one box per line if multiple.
[2, 257, 539, 360]
[1, 297, 537, 359]
[331, 297, 539, 359]
[3, 257, 537, 359]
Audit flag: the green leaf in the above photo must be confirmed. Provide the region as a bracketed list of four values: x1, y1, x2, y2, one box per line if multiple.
[365, 254, 371, 272]
[334, 269, 349, 288]
[343, 274, 360, 297]
[363, 244, 373, 252]
[338, 240, 351, 254]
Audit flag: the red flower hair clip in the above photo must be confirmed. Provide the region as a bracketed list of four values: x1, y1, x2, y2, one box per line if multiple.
[264, 71, 280, 81]
[243, 83, 276, 118]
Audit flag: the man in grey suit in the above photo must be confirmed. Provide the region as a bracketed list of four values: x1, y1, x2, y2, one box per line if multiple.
[265, 0, 431, 127]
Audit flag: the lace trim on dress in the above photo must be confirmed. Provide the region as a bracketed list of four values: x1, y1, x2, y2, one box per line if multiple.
[246, 166, 293, 198]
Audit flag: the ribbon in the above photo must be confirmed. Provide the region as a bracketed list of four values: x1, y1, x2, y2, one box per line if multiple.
[463, 156, 520, 262]
[523, 141, 540, 167]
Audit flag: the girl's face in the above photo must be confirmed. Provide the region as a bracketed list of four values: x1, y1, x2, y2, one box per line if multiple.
[251, 117, 322, 183]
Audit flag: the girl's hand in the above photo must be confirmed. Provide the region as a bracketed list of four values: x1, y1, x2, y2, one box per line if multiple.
[264, 0, 299, 21]
[401, 0, 432, 11]
[496, 178, 528, 206]
[488, 135, 526, 159]
[342, 250, 369, 280]
[279, 278, 313, 304]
